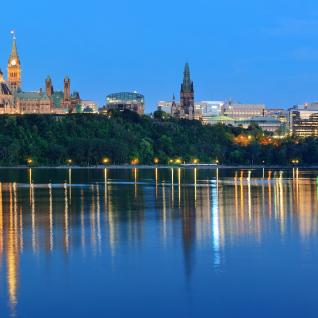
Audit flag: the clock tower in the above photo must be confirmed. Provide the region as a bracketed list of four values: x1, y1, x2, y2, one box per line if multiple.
[7, 35, 21, 93]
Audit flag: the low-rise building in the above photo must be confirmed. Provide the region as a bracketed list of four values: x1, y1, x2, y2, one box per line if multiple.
[157, 100, 179, 115]
[223, 101, 265, 120]
[197, 101, 224, 116]
[15, 91, 51, 114]
[265, 108, 288, 123]
[237, 116, 283, 132]
[202, 115, 235, 126]
[106, 92, 144, 115]
[80, 100, 98, 113]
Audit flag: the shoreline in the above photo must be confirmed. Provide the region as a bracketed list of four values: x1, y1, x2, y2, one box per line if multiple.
[0, 164, 313, 170]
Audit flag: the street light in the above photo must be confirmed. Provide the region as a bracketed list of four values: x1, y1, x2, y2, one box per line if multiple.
[154, 158, 159, 164]
[192, 158, 199, 164]
[67, 159, 72, 165]
[102, 157, 110, 164]
[131, 158, 139, 165]
[175, 158, 182, 164]
[27, 158, 33, 165]
[215, 159, 220, 165]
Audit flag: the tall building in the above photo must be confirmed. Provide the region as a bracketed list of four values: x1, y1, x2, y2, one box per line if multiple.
[7, 35, 21, 93]
[289, 104, 318, 137]
[180, 63, 194, 119]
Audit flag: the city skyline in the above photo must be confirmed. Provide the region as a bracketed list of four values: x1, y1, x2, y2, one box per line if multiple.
[2, 0, 318, 111]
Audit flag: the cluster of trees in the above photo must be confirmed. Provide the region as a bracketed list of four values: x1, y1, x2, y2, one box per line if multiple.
[0, 110, 316, 166]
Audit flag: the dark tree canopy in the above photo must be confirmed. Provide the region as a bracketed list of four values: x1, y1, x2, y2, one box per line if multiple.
[0, 111, 313, 166]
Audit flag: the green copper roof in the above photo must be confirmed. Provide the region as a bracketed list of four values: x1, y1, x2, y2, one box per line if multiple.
[203, 115, 234, 121]
[15, 91, 49, 101]
[52, 91, 64, 108]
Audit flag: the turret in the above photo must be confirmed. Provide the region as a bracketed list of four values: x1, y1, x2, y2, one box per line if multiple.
[64, 76, 70, 101]
[45, 76, 53, 97]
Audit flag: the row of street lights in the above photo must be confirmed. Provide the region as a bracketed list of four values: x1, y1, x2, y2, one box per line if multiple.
[25, 157, 301, 166]
[25, 157, 220, 166]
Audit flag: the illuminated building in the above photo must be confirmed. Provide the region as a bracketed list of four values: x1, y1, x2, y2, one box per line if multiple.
[202, 115, 235, 126]
[237, 116, 283, 132]
[106, 92, 144, 115]
[0, 69, 16, 114]
[223, 101, 265, 120]
[15, 91, 51, 114]
[196, 101, 224, 117]
[1, 34, 81, 114]
[289, 103, 318, 137]
[157, 98, 180, 115]
[7, 34, 21, 93]
[265, 108, 288, 123]
[159, 99, 224, 122]
[80, 100, 99, 113]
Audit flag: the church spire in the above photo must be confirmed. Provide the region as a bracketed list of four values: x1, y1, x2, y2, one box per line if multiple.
[181, 63, 193, 93]
[180, 62, 195, 119]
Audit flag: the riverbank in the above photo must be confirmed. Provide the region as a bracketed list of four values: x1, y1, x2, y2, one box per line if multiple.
[0, 164, 311, 170]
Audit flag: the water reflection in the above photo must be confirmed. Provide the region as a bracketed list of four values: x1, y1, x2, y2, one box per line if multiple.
[1, 168, 318, 316]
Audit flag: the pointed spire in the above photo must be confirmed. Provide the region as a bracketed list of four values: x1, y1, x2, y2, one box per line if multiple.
[172, 93, 175, 101]
[10, 39, 19, 59]
[181, 63, 193, 93]
[0, 69, 4, 82]
[184, 63, 190, 77]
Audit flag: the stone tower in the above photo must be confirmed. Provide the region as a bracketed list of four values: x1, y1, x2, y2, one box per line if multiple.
[45, 76, 53, 97]
[180, 63, 194, 120]
[64, 76, 70, 101]
[7, 35, 21, 93]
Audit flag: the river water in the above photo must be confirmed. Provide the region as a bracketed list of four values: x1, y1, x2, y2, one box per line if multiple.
[0, 167, 318, 317]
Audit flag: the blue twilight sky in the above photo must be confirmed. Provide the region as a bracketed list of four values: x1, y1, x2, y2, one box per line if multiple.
[1, 0, 318, 112]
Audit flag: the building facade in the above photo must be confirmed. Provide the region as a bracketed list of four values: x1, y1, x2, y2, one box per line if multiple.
[0, 69, 16, 114]
[106, 92, 144, 115]
[237, 116, 283, 132]
[80, 100, 98, 113]
[223, 101, 265, 120]
[289, 104, 318, 137]
[15, 91, 51, 114]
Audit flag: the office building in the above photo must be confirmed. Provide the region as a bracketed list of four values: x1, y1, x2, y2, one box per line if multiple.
[223, 101, 265, 120]
[106, 92, 144, 115]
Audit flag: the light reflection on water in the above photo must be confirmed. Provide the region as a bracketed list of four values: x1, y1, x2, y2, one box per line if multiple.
[0, 168, 318, 317]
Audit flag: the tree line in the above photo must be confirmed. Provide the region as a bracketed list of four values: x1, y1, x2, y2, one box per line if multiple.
[0, 110, 315, 166]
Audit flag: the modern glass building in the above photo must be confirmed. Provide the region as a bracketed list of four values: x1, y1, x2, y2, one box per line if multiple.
[106, 92, 144, 115]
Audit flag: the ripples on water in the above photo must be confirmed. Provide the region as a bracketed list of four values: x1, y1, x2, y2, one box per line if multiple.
[0, 168, 318, 317]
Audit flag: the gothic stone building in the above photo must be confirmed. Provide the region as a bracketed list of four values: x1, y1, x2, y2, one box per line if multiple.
[2, 35, 80, 114]
[172, 63, 195, 120]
